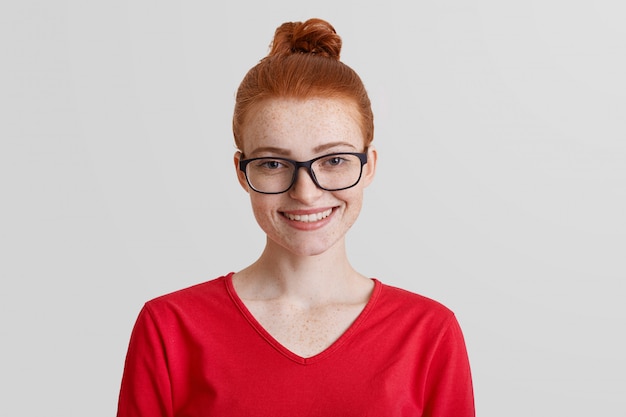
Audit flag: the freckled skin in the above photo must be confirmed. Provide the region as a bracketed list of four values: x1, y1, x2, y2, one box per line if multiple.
[246, 298, 369, 358]
[233, 97, 378, 358]
[236, 98, 375, 258]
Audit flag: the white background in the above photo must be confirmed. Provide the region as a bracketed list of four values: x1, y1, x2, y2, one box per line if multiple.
[1, 1, 624, 416]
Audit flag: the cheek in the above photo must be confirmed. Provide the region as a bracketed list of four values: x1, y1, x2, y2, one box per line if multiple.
[337, 188, 365, 224]
[248, 195, 277, 228]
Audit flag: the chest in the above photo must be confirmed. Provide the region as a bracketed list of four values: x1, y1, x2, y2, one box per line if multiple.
[171, 333, 426, 417]
[244, 300, 367, 358]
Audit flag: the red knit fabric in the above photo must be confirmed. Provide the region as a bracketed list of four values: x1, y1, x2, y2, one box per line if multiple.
[117, 273, 474, 416]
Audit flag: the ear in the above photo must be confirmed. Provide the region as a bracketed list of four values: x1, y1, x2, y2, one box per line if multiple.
[361, 146, 378, 187]
[234, 151, 250, 193]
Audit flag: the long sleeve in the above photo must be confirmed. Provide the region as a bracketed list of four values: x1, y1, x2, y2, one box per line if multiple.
[117, 305, 173, 417]
[422, 315, 475, 417]
[114, 277, 476, 416]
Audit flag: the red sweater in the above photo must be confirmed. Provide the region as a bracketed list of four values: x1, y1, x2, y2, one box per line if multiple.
[117, 273, 474, 416]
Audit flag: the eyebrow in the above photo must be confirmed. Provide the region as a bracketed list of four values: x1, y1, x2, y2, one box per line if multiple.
[247, 141, 358, 157]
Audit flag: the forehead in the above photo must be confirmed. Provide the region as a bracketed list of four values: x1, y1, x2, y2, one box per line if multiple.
[240, 97, 364, 156]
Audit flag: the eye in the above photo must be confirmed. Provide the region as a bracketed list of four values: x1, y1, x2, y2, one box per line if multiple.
[260, 160, 283, 169]
[253, 158, 291, 172]
[320, 155, 348, 168]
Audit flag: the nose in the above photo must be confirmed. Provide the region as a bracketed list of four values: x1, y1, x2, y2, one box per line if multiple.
[288, 166, 323, 201]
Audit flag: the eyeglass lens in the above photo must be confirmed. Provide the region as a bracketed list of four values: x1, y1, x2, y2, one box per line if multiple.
[244, 153, 365, 194]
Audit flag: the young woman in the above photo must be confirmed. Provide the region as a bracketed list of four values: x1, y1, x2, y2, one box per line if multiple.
[117, 18, 475, 417]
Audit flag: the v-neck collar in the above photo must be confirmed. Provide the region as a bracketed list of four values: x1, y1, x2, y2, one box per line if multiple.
[224, 272, 382, 365]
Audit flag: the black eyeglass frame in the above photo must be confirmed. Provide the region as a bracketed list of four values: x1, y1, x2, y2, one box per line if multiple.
[239, 151, 368, 194]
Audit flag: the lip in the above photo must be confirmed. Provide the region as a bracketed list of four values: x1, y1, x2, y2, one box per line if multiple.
[280, 207, 336, 230]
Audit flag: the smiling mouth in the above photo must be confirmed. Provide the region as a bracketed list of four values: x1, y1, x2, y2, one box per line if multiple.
[282, 208, 333, 223]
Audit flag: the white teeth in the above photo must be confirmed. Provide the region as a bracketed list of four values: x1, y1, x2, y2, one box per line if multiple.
[284, 208, 332, 223]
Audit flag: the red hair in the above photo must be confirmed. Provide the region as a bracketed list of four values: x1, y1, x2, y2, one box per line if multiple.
[232, 18, 374, 150]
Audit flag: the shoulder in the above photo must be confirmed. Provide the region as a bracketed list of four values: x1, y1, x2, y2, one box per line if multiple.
[371, 280, 458, 331]
[358, 280, 469, 364]
[142, 273, 234, 317]
[377, 280, 454, 315]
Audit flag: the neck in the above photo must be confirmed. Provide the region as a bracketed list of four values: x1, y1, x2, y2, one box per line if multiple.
[234, 237, 370, 306]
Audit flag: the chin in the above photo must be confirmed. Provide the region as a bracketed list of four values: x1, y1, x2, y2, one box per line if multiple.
[292, 246, 331, 257]
[270, 234, 342, 258]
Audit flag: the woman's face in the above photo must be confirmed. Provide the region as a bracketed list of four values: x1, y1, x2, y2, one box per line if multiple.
[234, 97, 377, 257]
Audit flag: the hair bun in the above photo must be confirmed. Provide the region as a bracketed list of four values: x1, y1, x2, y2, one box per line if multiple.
[268, 18, 342, 60]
